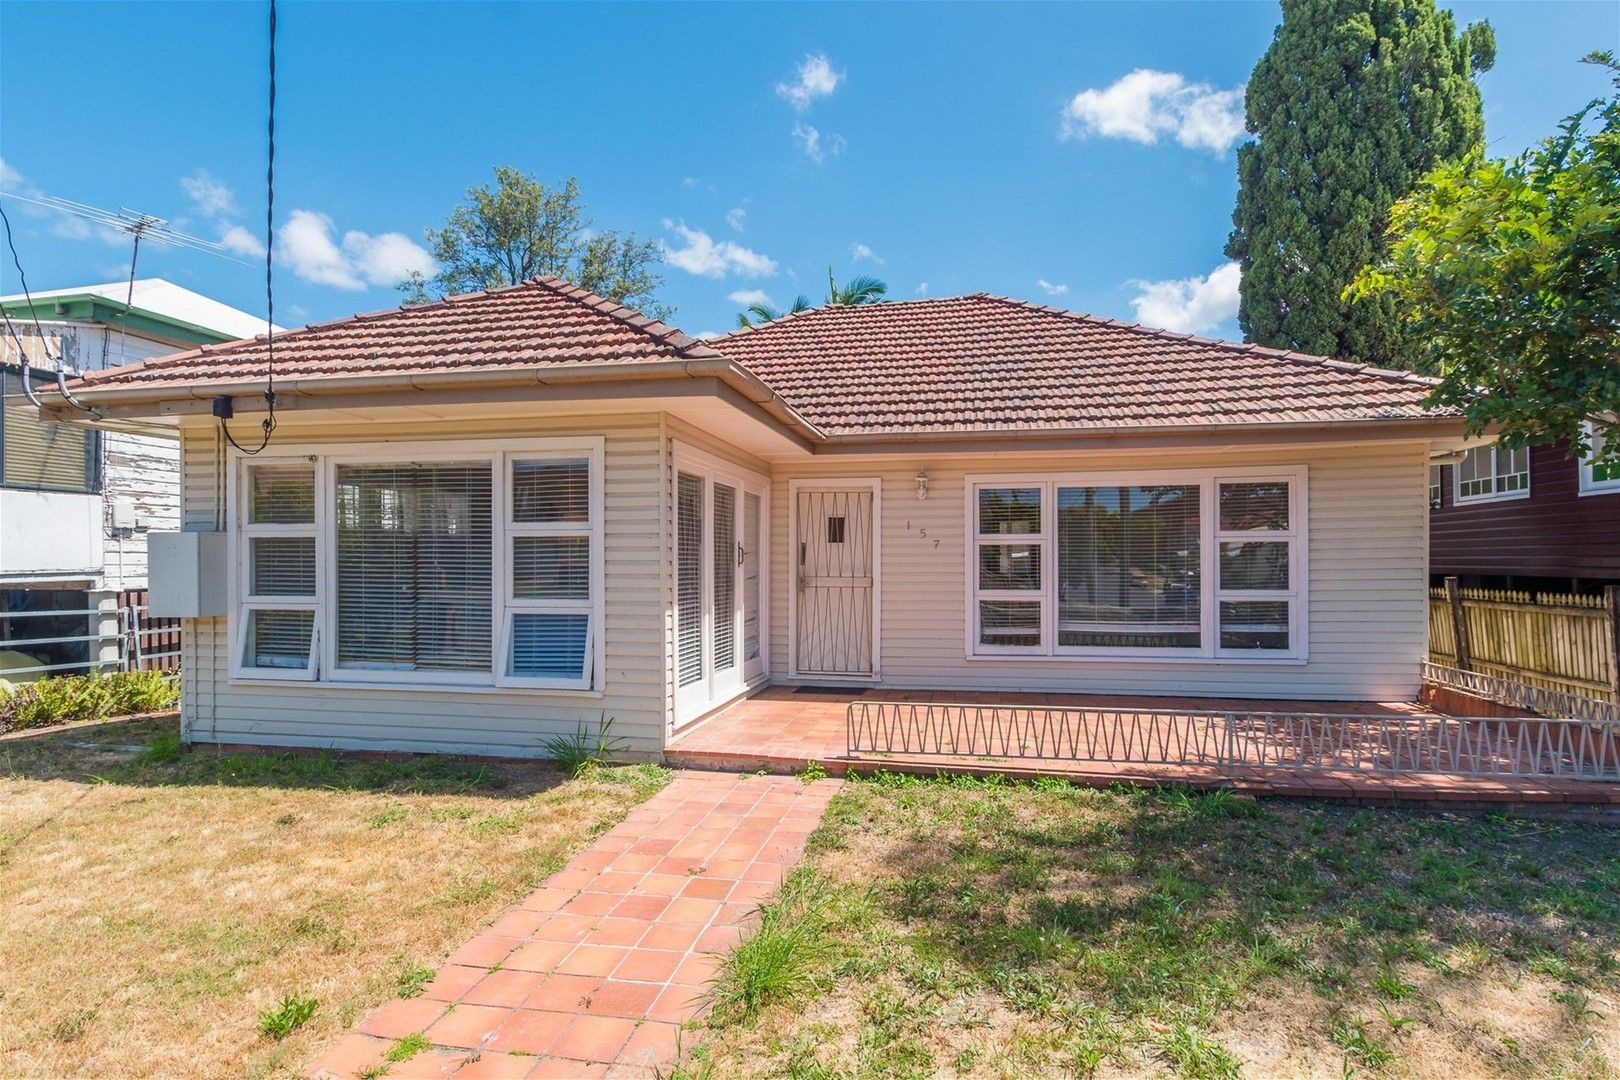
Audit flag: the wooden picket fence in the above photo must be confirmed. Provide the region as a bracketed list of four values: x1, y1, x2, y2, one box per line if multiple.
[1429, 579, 1620, 703]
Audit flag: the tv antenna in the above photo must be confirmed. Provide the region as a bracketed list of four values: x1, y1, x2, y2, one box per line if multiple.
[0, 191, 255, 269]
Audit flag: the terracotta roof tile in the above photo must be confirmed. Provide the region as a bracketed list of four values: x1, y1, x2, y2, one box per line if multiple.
[75, 277, 718, 389]
[710, 293, 1445, 435]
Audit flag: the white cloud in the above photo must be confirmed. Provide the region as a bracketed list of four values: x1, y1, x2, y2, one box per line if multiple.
[849, 242, 883, 265]
[1128, 261, 1241, 334]
[220, 224, 267, 258]
[661, 220, 777, 279]
[915, 282, 929, 296]
[727, 289, 772, 306]
[0, 157, 21, 189]
[277, 209, 434, 290]
[776, 53, 841, 111]
[694, 330, 723, 340]
[181, 169, 238, 219]
[1061, 69, 1246, 154]
[726, 206, 747, 231]
[792, 123, 845, 164]
[1037, 279, 1069, 296]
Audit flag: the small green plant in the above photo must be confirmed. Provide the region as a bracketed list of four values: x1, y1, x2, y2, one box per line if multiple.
[540, 715, 626, 778]
[367, 806, 409, 828]
[1330, 1017, 1394, 1070]
[258, 993, 319, 1039]
[385, 1032, 431, 1062]
[711, 868, 832, 1021]
[137, 730, 185, 765]
[396, 966, 434, 998]
[0, 669, 179, 734]
[799, 760, 828, 783]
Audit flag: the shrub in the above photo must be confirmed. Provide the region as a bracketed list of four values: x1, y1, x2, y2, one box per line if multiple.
[0, 669, 179, 734]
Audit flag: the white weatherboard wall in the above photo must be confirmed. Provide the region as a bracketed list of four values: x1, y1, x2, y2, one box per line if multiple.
[175, 413, 668, 758]
[767, 440, 1431, 702]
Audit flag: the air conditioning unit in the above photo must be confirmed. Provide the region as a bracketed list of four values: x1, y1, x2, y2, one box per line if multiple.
[147, 531, 229, 617]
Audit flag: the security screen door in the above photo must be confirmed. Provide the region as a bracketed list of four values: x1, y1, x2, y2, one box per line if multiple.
[795, 487, 874, 675]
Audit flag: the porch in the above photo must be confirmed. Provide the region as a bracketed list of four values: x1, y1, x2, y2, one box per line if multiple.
[667, 687, 1620, 807]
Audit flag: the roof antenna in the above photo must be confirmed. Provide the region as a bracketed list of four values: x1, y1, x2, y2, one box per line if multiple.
[0, 198, 99, 416]
[220, 0, 278, 455]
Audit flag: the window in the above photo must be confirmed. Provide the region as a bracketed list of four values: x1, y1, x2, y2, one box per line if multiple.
[1, 367, 100, 493]
[1579, 421, 1620, 496]
[967, 470, 1305, 660]
[1454, 445, 1529, 503]
[232, 440, 603, 690]
[1428, 465, 1443, 509]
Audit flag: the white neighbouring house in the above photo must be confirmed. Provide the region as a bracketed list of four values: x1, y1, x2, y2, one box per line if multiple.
[1, 279, 273, 679]
[41, 278, 1472, 757]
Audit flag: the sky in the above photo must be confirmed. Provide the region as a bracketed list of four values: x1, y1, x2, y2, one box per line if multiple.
[1, 1, 1615, 344]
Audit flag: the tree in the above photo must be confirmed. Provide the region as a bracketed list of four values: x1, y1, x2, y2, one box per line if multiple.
[402, 167, 671, 321]
[734, 266, 888, 328]
[1226, 0, 1495, 367]
[1347, 53, 1620, 465]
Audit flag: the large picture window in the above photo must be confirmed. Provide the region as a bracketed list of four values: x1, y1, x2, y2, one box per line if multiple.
[967, 469, 1306, 661]
[232, 439, 604, 690]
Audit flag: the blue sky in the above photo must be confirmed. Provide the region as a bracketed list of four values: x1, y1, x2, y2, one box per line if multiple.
[2, 1, 1614, 342]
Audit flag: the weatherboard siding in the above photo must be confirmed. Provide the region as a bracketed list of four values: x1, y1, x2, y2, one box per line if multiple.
[175, 414, 668, 757]
[766, 441, 1431, 702]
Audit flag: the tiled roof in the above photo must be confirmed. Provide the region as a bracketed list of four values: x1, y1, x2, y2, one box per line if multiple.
[711, 294, 1445, 435]
[74, 277, 719, 389]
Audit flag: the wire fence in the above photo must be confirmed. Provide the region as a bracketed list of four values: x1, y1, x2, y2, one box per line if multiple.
[846, 700, 1620, 782]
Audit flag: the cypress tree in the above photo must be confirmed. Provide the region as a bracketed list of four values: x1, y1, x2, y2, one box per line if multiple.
[1225, 0, 1495, 365]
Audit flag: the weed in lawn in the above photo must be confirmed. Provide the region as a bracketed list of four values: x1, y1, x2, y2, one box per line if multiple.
[396, 966, 434, 999]
[1330, 1016, 1395, 1071]
[258, 994, 318, 1039]
[367, 806, 408, 829]
[137, 730, 185, 765]
[1158, 1021, 1241, 1079]
[1372, 971, 1415, 1000]
[50, 1008, 97, 1044]
[385, 1031, 430, 1062]
[798, 760, 828, 783]
[540, 715, 626, 778]
[711, 867, 833, 1023]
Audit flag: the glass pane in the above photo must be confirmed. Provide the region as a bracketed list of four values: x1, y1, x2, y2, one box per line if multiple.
[1456, 448, 1493, 499]
[510, 612, 588, 679]
[250, 536, 316, 596]
[977, 543, 1041, 591]
[1219, 481, 1288, 531]
[512, 536, 589, 599]
[244, 609, 313, 669]
[512, 459, 589, 523]
[248, 464, 315, 524]
[1056, 485, 1200, 649]
[979, 600, 1040, 647]
[743, 492, 761, 662]
[713, 484, 736, 672]
[334, 463, 493, 671]
[676, 473, 704, 688]
[1497, 446, 1529, 493]
[1220, 601, 1290, 651]
[1219, 541, 1289, 591]
[2, 371, 96, 492]
[978, 487, 1041, 536]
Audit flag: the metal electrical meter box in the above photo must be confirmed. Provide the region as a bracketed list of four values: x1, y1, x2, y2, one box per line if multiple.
[147, 531, 229, 617]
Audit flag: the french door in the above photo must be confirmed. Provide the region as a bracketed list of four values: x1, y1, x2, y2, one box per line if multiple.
[674, 446, 767, 725]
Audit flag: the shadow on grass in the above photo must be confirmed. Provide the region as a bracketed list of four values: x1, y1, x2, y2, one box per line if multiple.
[0, 714, 603, 799]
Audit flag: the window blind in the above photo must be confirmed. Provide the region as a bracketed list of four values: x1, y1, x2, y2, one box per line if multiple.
[676, 472, 704, 688]
[244, 608, 314, 669]
[713, 482, 736, 672]
[250, 537, 316, 596]
[512, 536, 589, 599]
[743, 491, 761, 662]
[2, 370, 97, 492]
[513, 459, 588, 522]
[1056, 484, 1201, 649]
[511, 612, 589, 678]
[334, 463, 492, 672]
[249, 464, 316, 523]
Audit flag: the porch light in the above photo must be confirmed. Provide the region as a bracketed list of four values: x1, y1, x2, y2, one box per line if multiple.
[915, 469, 929, 501]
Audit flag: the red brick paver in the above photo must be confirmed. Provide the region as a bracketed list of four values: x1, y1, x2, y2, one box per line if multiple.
[306, 771, 839, 1079]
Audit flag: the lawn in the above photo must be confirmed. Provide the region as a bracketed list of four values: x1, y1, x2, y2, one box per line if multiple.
[694, 773, 1620, 1079]
[0, 716, 667, 1079]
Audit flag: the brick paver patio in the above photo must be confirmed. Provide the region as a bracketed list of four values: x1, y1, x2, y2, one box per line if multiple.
[306, 770, 840, 1079]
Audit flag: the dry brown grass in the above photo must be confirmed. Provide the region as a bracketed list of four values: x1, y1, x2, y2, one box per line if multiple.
[0, 716, 666, 1079]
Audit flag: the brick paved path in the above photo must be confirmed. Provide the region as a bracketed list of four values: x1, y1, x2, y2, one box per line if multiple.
[307, 771, 840, 1079]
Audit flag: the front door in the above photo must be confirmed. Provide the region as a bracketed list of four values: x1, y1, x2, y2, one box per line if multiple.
[795, 486, 875, 676]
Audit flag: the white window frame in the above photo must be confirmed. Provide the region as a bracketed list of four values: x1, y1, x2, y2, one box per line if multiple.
[1453, 445, 1530, 504]
[228, 437, 605, 693]
[1578, 421, 1620, 496]
[963, 466, 1308, 664]
[233, 455, 321, 681]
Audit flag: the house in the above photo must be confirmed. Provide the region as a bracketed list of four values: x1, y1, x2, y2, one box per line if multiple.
[0, 278, 274, 680]
[1429, 432, 1620, 594]
[39, 278, 1471, 758]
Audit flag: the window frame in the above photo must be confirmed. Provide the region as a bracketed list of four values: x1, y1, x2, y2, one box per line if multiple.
[227, 437, 605, 693]
[963, 466, 1308, 664]
[233, 456, 321, 681]
[1453, 445, 1530, 505]
[1, 363, 103, 495]
[1578, 421, 1620, 497]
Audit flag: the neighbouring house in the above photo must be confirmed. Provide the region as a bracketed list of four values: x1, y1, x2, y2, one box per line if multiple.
[1429, 432, 1620, 595]
[0, 278, 274, 680]
[39, 279, 1472, 758]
